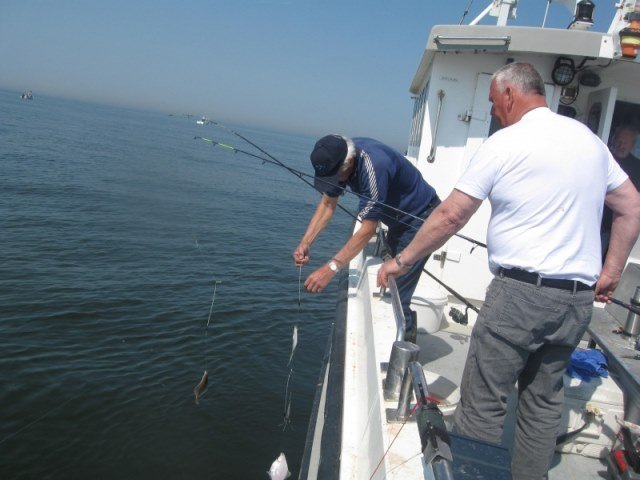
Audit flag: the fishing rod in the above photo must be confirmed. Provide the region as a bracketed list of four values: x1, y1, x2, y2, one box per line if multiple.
[609, 297, 640, 316]
[422, 268, 480, 315]
[378, 229, 480, 317]
[194, 135, 362, 225]
[208, 122, 488, 250]
[194, 135, 428, 232]
[194, 129, 487, 250]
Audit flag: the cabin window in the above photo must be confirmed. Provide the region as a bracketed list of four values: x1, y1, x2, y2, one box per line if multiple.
[407, 82, 429, 158]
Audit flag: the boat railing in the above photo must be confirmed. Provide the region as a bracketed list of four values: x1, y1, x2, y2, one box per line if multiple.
[373, 226, 406, 342]
[387, 276, 406, 343]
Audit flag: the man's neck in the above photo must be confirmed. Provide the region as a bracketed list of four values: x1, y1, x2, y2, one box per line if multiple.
[511, 97, 547, 125]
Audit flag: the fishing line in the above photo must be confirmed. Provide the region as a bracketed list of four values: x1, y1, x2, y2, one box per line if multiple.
[206, 280, 221, 329]
[0, 396, 75, 447]
[194, 131, 486, 250]
[281, 269, 303, 431]
[297, 265, 303, 308]
[282, 370, 294, 431]
[368, 402, 421, 480]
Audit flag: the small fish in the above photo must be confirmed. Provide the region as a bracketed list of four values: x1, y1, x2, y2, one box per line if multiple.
[194, 370, 209, 405]
[268, 452, 291, 480]
[288, 325, 298, 365]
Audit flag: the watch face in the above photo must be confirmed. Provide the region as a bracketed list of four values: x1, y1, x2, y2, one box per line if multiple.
[329, 261, 338, 272]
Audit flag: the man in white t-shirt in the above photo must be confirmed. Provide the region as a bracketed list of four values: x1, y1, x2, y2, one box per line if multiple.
[377, 62, 640, 479]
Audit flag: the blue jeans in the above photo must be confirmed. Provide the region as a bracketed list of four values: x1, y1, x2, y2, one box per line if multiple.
[386, 197, 441, 330]
[452, 275, 594, 479]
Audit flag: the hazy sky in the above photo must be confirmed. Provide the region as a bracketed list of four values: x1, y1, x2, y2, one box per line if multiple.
[1, 0, 618, 148]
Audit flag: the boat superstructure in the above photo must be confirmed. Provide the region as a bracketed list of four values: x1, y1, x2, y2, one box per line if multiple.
[301, 1, 640, 478]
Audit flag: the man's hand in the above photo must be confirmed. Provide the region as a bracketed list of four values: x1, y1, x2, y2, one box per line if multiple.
[304, 264, 336, 293]
[594, 268, 620, 303]
[377, 257, 405, 288]
[293, 243, 310, 267]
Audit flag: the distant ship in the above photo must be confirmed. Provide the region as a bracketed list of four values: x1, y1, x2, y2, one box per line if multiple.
[196, 116, 211, 125]
[20, 91, 33, 100]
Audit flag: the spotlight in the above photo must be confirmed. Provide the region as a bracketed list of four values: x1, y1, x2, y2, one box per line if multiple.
[551, 57, 575, 86]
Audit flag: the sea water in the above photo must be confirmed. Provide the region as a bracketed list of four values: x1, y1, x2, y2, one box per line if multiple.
[0, 90, 357, 478]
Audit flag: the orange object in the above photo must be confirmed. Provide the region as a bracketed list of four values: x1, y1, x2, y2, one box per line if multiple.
[613, 449, 628, 473]
[620, 12, 640, 58]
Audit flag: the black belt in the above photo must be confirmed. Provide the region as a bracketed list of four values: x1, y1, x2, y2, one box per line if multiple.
[393, 195, 441, 222]
[498, 268, 594, 292]
[418, 196, 441, 219]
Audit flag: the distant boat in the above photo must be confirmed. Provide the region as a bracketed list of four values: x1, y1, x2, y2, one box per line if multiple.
[20, 90, 33, 100]
[196, 116, 211, 125]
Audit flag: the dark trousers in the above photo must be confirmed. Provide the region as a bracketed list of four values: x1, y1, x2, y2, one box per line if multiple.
[386, 197, 441, 329]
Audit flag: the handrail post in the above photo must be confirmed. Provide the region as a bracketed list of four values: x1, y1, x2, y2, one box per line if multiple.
[427, 90, 446, 163]
[388, 276, 406, 342]
[384, 341, 420, 402]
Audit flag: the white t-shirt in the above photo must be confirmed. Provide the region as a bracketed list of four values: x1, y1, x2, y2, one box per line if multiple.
[455, 107, 628, 285]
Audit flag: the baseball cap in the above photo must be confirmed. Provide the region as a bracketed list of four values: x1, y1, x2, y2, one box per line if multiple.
[310, 135, 348, 194]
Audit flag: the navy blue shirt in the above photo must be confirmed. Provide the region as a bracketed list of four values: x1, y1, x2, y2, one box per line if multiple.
[326, 138, 437, 231]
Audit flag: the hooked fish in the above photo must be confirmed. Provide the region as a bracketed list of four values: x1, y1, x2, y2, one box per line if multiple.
[288, 325, 298, 365]
[194, 370, 209, 405]
[268, 452, 291, 480]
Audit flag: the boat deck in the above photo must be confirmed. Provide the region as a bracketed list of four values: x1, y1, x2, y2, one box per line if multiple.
[356, 256, 610, 479]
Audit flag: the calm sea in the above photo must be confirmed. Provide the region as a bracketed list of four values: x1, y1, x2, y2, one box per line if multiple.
[0, 90, 357, 479]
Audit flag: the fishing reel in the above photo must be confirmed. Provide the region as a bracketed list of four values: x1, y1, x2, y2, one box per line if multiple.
[449, 307, 469, 325]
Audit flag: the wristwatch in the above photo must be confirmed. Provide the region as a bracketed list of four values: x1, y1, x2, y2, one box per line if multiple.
[395, 253, 414, 270]
[328, 260, 341, 273]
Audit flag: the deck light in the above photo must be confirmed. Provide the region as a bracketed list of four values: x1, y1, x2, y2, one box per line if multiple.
[568, 0, 594, 30]
[575, 0, 595, 23]
[551, 57, 575, 86]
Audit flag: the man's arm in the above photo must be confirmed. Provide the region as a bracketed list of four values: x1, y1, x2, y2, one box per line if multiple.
[304, 219, 377, 293]
[377, 189, 482, 287]
[596, 179, 640, 301]
[293, 194, 339, 266]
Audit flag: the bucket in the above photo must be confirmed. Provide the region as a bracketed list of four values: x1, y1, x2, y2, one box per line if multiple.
[411, 282, 448, 333]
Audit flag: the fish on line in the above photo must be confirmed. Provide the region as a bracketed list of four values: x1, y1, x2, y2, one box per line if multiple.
[288, 325, 298, 366]
[268, 452, 291, 480]
[194, 370, 209, 405]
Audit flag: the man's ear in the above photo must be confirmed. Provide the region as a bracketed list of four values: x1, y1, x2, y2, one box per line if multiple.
[505, 86, 514, 110]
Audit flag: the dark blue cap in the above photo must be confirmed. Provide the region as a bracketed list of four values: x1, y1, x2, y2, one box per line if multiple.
[310, 135, 347, 193]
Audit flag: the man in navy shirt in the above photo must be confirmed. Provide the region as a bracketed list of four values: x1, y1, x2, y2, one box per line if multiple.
[292, 134, 439, 340]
